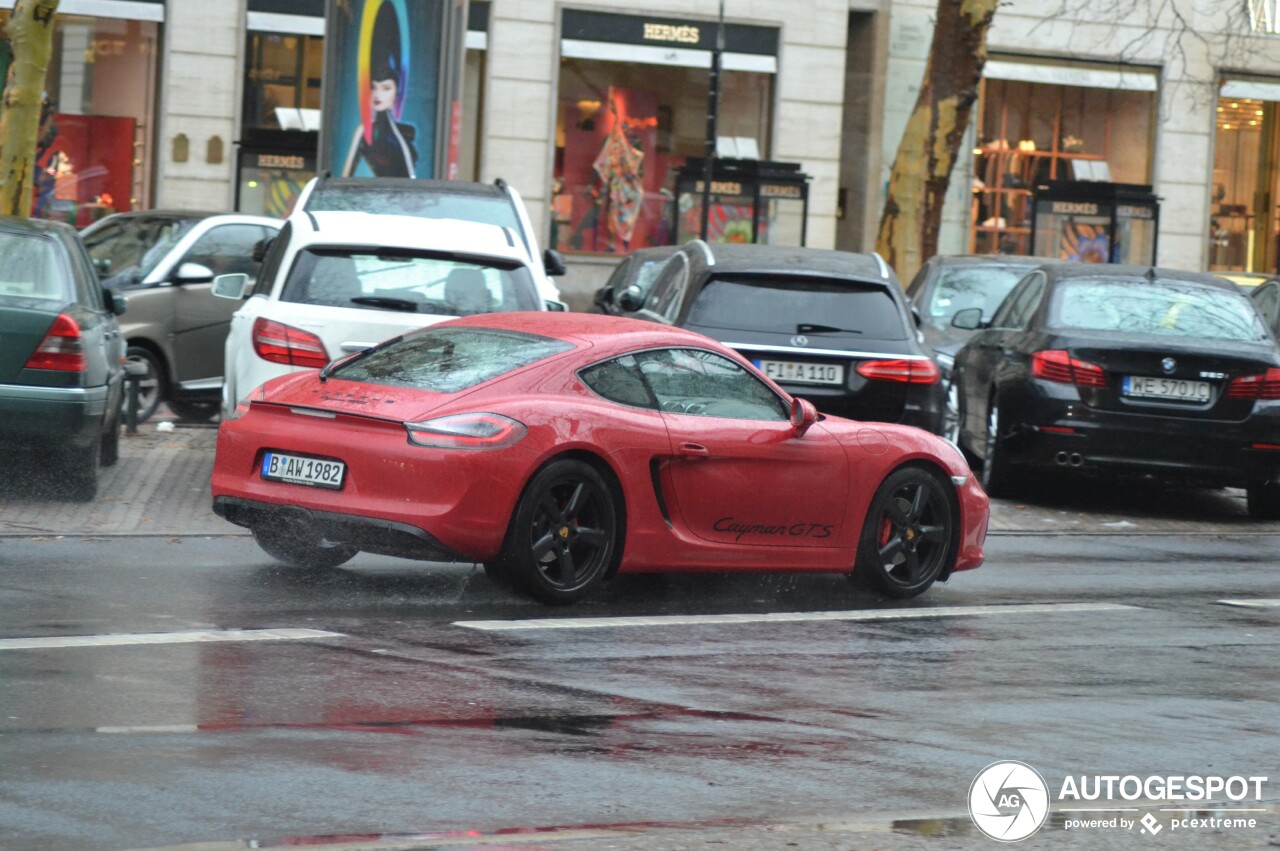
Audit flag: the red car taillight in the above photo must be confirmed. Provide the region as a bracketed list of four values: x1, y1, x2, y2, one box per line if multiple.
[1226, 368, 1280, 400]
[1031, 349, 1107, 388]
[252, 317, 329, 368]
[24, 313, 86, 372]
[856, 358, 941, 384]
[404, 413, 527, 450]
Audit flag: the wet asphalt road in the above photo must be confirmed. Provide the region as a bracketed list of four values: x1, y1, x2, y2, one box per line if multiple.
[0, 533, 1277, 850]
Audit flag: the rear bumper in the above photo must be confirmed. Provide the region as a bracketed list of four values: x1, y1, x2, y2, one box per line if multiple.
[214, 495, 469, 562]
[1000, 387, 1280, 485]
[0, 383, 108, 446]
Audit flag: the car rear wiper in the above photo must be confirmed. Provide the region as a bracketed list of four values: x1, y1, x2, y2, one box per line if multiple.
[796, 322, 862, 334]
[349, 296, 419, 312]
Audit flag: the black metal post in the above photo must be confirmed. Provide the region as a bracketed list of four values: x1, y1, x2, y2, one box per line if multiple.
[699, 0, 725, 240]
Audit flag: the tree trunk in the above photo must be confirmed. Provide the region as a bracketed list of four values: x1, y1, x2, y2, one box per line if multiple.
[0, 0, 60, 218]
[875, 0, 997, 282]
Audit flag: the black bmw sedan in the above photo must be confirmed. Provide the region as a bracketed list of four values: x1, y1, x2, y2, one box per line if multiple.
[952, 263, 1280, 516]
[617, 242, 944, 432]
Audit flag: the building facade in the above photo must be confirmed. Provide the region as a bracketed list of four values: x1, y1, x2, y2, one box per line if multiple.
[10, 0, 1280, 306]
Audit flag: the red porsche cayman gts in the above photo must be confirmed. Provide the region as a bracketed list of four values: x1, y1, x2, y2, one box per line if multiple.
[212, 312, 988, 604]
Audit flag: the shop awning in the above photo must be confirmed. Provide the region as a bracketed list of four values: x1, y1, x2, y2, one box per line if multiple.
[560, 9, 779, 74]
[0, 0, 165, 21]
[1221, 79, 1280, 102]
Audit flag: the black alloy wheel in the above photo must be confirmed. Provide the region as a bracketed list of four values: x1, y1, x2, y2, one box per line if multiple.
[253, 523, 358, 569]
[853, 466, 954, 598]
[496, 459, 619, 605]
[942, 380, 961, 444]
[980, 395, 1018, 497]
[123, 346, 164, 424]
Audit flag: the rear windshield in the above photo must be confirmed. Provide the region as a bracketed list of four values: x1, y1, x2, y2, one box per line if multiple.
[928, 266, 1029, 325]
[83, 215, 198, 284]
[307, 185, 521, 232]
[0, 232, 67, 301]
[333, 327, 573, 393]
[686, 276, 907, 340]
[279, 249, 540, 315]
[1049, 279, 1271, 342]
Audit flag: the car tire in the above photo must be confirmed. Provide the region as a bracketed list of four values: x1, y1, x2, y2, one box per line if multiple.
[167, 399, 219, 423]
[496, 459, 620, 605]
[980, 396, 1018, 497]
[61, 437, 100, 503]
[252, 523, 358, 569]
[852, 465, 955, 599]
[123, 346, 165, 425]
[1246, 480, 1280, 519]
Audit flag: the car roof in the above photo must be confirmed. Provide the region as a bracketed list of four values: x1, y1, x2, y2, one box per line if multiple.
[0, 214, 77, 238]
[930, 254, 1060, 268]
[690, 243, 895, 284]
[1047, 263, 1240, 291]
[287, 211, 528, 260]
[309, 176, 511, 200]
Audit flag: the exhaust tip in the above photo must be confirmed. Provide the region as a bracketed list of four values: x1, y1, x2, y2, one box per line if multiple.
[1055, 451, 1070, 466]
[1069, 452, 1084, 467]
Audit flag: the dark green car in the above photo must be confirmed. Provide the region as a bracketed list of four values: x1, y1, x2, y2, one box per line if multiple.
[0, 216, 128, 501]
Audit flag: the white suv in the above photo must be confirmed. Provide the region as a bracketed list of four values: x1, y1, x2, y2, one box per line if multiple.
[214, 210, 545, 417]
[294, 176, 566, 308]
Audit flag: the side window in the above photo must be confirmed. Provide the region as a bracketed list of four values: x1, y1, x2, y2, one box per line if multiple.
[249, 221, 290, 296]
[1252, 283, 1280, 328]
[67, 237, 105, 311]
[1005, 275, 1046, 329]
[654, 259, 689, 321]
[990, 274, 1038, 328]
[578, 354, 657, 409]
[643, 254, 688, 320]
[183, 224, 270, 279]
[633, 348, 788, 421]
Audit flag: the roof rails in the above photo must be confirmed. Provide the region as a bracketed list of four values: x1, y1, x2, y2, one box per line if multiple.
[691, 239, 715, 266]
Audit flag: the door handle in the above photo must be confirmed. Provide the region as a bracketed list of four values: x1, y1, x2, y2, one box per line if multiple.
[678, 442, 709, 457]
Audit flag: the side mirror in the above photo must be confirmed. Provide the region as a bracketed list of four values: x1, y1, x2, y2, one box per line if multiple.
[617, 284, 644, 312]
[173, 262, 214, 284]
[252, 237, 274, 263]
[104, 287, 127, 315]
[789, 397, 818, 436]
[951, 307, 984, 330]
[594, 285, 614, 307]
[544, 299, 567, 312]
[212, 273, 251, 300]
[543, 248, 567, 277]
[92, 257, 111, 277]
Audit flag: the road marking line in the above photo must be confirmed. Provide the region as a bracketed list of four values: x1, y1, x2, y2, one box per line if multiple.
[455, 602, 1137, 632]
[0, 627, 344, 651]
[1216, 598, 1280, 609]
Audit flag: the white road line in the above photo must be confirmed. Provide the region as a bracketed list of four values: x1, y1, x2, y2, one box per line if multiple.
[0, 627, 344, 651]
[1216, 598, 1280, 609]
[455, 602, 1138, 632]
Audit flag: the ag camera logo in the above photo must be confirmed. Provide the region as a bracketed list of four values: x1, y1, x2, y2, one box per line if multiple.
[969, 760, 1051, 842]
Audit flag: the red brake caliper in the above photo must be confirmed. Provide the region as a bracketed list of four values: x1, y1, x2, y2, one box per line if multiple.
[878, 515, 893, 547]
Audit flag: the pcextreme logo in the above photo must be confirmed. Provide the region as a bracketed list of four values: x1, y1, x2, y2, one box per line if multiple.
[969, 761, 1051, 842]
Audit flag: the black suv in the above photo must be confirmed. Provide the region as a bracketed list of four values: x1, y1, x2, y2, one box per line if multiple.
[606, 241, 944, 433]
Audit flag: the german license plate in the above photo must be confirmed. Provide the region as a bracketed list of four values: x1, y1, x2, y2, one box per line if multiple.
[261, 451, 345, 489]
[1122, 375, 1211, 403]
[756, 359, 842, 385]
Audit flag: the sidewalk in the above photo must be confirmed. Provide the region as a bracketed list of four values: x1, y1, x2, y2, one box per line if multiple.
[1, 424, 1278, 537]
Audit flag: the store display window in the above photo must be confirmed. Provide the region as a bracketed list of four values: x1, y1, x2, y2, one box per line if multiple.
[243, 31, 324, 131]
[0, 12, 160, 226]
[1208, 88, 1280, 274]
[553, 12, 776, 256]
[971, 75, 1154, 256]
